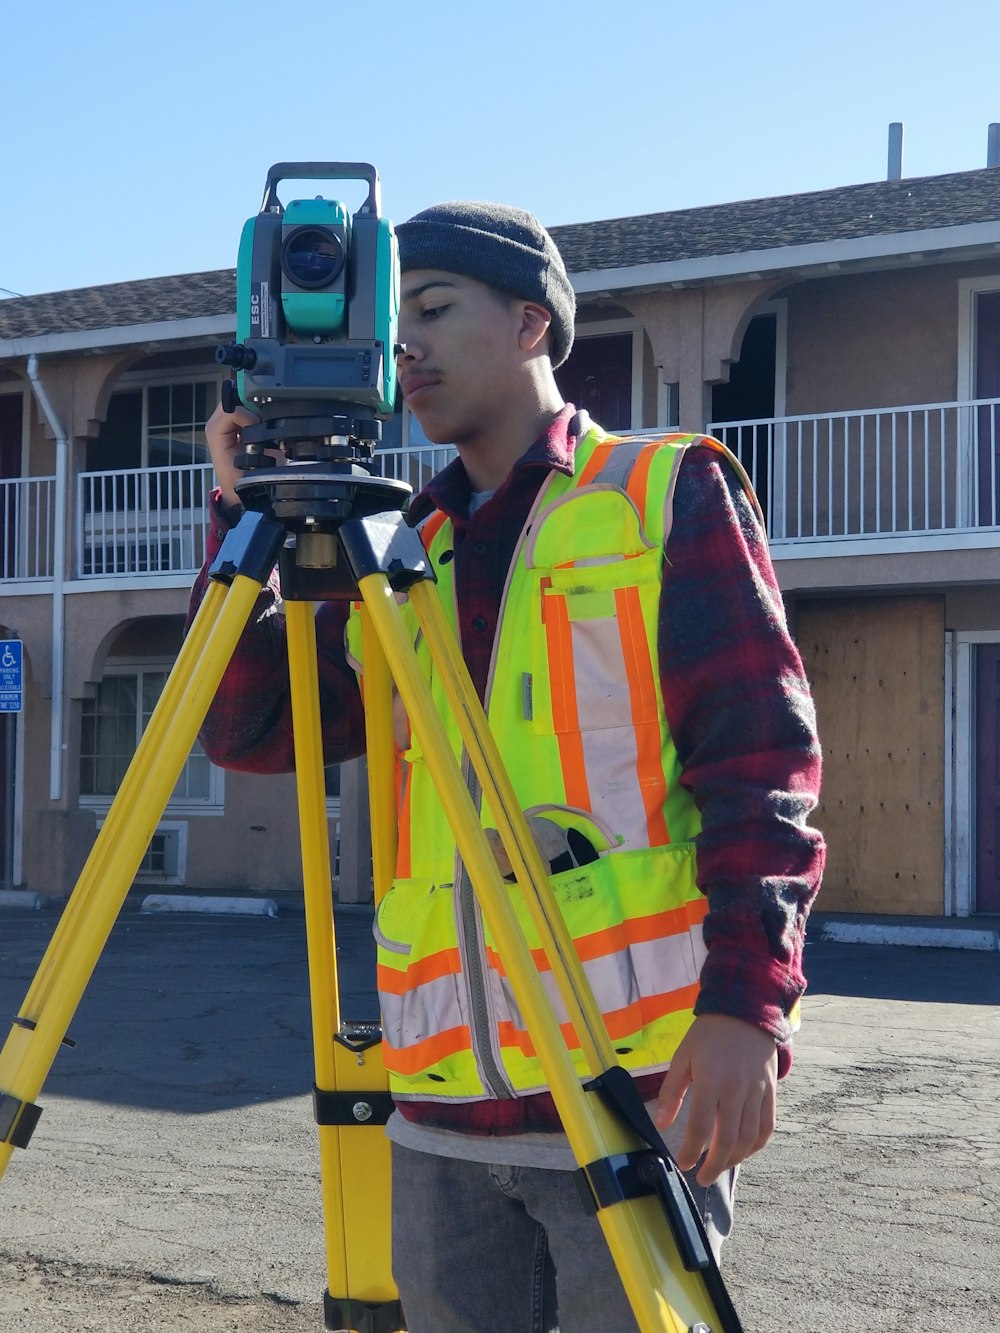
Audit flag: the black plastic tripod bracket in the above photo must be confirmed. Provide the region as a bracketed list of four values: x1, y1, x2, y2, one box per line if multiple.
[313, 1086, 395, 1127]
[207, 508, 288, 587]
[338, 511, 435, 593]
[0, 1091, 42, 1150]
[324, 1290, 405, 1333]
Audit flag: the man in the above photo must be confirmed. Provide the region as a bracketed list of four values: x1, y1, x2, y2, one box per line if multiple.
[192, 202, 825, 1332]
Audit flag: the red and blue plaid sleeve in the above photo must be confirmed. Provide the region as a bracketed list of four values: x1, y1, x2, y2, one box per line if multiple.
[185, 491, 365, 772]
[661, 446, 825, 1073]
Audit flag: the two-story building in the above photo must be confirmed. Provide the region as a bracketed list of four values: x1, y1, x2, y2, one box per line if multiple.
[3, 163, 999, 919]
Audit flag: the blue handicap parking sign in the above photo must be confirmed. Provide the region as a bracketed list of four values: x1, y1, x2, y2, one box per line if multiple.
[0, 639, 23, 713]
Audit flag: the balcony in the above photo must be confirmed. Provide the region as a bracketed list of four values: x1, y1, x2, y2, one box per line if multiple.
[3, 404, 999, 590]
[707, 397, 1000, 551]
[1, 475, 56, 580]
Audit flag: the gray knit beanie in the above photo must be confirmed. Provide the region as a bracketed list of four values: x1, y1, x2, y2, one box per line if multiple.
[395, 201, 576, 367]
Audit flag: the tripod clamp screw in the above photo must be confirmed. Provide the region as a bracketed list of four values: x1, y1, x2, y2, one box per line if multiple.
[352, 1101, 375, 1122]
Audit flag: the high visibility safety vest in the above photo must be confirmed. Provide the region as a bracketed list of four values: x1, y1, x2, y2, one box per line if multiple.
[349, 426, 755, 1104]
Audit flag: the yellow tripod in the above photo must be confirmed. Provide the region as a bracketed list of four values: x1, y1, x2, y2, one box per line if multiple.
[0, 473, 744, 1333]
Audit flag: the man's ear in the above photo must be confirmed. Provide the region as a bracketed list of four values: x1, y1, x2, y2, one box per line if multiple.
[518, 302, 553, 355]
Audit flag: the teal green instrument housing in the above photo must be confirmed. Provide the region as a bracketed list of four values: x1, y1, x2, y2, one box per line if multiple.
[220, 161, 400, 433]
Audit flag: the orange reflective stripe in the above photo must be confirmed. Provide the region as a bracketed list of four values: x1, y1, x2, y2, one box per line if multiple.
[486, 943, 550, 978]
[574, 899, 707, 962]
[615, 583, 670, 846]
[383, 1024, 471, 1074]
[376, 945, 463, 996]
[487, 899, 706, 974]
[541, 583, 591, 810]
[418, 509, 448, 552]
[576, 439, 618, 487]
[498, 1018, 582, 1059]
[603, 983, 700, 1039]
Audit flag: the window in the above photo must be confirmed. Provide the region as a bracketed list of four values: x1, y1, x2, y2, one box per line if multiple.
[87, 379, 218, 473]
[79, 662, 221, 810]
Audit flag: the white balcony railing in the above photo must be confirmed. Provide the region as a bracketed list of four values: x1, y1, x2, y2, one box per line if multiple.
[375, 442, 458, 491]
[707, 397, 1000, 545]
[1, 474, 56, 580]
[7, 402, 998, 588]
[76, 463, 215, 577]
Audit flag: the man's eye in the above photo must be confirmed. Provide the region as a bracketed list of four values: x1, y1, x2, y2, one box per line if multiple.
[422, 305, 447, 320]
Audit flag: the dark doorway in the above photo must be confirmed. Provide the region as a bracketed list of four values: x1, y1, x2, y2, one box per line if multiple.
[0, 394, 23, 579]
[975, 291, 1000, 525]
[710, 313, 777, 519]
[556, 333, 633, 432]
[975, 643, 1000, 913]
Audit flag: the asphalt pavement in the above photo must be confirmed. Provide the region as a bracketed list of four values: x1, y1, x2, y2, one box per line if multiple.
[0, 900, 997, 1332]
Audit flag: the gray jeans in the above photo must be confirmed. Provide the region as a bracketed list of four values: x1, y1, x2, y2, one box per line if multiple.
[390, 1142, 736, 1333]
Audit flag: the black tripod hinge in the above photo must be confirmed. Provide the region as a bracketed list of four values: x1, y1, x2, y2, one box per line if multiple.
[0, 1090, 43, 1150]
[313, 1086, 395, 1126]
[576, 1149, 710, 1273]
[338, 511, 435, 592]
[208, 509, 288, 586]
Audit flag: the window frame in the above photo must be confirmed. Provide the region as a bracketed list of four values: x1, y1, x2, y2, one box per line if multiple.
[78, 656, 224, 815]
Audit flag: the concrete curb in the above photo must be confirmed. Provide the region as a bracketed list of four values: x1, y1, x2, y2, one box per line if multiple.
[0, 889, 44, 910]
[139, 894, 279, 918]
[819, 919, 1000, 951]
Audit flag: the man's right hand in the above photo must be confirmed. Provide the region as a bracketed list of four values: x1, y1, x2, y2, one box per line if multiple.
[204, 400, 265, 509]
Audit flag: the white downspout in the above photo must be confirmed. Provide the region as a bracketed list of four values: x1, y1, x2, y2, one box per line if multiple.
[25, 354, 69, 801]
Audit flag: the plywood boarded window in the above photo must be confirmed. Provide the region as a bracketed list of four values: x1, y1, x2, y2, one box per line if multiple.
[796, 596, 944, 915]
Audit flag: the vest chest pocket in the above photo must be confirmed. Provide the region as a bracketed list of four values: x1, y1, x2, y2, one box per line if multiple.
[528, 545, 664, 736]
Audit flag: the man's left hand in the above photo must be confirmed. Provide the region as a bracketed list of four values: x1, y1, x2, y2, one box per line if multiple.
[651, 1013, 778, 1186]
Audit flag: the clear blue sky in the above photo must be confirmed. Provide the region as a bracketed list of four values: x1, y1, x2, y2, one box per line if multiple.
[4, 0, 999, 297]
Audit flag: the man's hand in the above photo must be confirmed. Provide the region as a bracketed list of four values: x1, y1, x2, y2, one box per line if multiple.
[204, 400, 265, 509]
[652, 1013, 778, 1186]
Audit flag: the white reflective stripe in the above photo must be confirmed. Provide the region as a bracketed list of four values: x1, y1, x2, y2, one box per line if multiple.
[569, 614, 633, 730]
[493, 933, 704, 1042]
[579, 724, 650, 849]
[629, 932, 703, 997]
[379, 973, 469, 1047]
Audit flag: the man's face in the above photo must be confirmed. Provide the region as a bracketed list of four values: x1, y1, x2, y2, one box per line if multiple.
[396, 269, 527, 446]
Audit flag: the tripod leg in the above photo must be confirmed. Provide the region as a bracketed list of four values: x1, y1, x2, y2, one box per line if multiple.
[356, 571, 732, 1333]
[284, 602, 400, 1331]
[0, 574, 269, 1180]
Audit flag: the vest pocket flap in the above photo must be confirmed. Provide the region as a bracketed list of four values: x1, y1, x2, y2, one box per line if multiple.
[526, 487, 654, 570]
[374, 877, 442, 957]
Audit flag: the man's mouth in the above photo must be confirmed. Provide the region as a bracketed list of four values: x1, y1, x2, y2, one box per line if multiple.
[401, 374, 441, 404]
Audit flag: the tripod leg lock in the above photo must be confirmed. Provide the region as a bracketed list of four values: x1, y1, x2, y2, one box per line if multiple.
[0, 1091, 43, 1150]
[576, 1149, 711, 1273]
[313, 1085, 395, 1126]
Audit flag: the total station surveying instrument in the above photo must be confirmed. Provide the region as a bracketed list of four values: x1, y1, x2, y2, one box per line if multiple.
[0, 163, 745, 1333]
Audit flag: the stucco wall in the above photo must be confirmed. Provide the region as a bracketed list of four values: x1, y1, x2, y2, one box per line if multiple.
[782, 259, 1000, 415]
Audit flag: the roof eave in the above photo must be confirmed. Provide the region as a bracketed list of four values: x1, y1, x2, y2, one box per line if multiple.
[0, 313, 236, 362]
[570, 219, 1000, 296]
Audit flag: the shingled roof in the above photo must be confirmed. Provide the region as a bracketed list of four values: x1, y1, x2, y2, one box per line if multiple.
[2, 168, 999, 345]
[548, 166, 1000, 272]
[0, 269, 236, 342]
